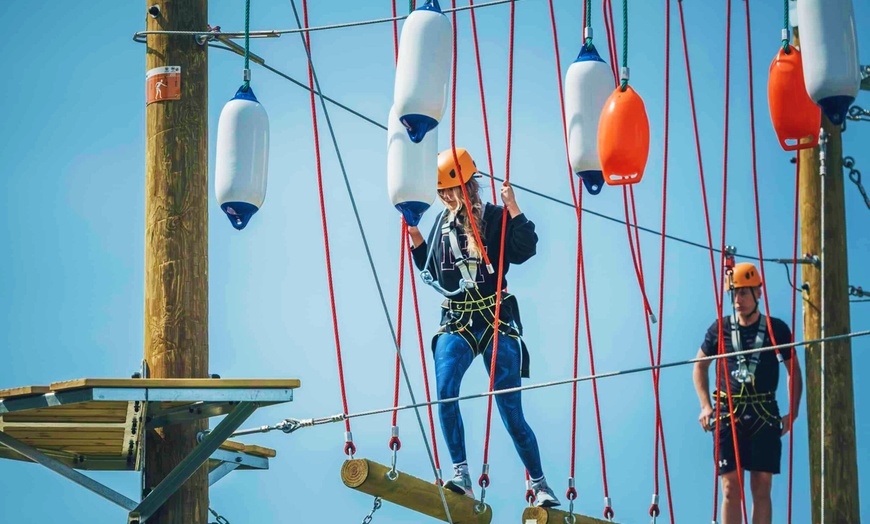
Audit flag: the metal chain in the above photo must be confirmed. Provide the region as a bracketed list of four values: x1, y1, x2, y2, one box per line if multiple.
[208, 507, 230, 524]
[843, 157, 870, 210]
[361, 497, 383, 524]
[847, 106, 870, 122]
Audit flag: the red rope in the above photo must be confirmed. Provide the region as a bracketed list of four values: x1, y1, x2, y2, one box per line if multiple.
[468, 0, 499, 205]
[546, 0, 580, 210]
[406, 240, 443, 478]
[301, 0, 354, 454]
[742, 5, 800, 519]
[579, 187, 613, 519]
[450, 2, 492, 272]
[480, 0, 515, 481]
[715, 0, 749, 519]
[392, 0, 399, 63]
[676, 2, 728, 515]
[545, 0, 610, 512]
[391, 224, 407, 435]
[602, 0, 620, 85]
[787, 156, 800, 523]
[649, 0, 675, 518]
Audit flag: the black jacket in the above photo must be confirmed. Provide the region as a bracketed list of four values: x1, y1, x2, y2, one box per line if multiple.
[411, 202, 538, 325]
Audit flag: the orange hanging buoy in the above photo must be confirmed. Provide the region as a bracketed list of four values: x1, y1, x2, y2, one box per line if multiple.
[768, 45, 820, 151]
[598, 85, 650, 186]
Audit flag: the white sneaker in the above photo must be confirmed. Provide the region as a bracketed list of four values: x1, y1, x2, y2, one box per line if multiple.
[444, 470, 475, 499]
[532, 478, 561, 508]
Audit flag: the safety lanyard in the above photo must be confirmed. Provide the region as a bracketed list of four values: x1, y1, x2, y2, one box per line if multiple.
[729, 314, 766, 385]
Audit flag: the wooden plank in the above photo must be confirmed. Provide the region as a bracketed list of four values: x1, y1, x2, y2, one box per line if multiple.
[0, 386, 51, 399]
[1, 412, 129, 423]
[1, 428, 126, 439]
[342, 459, 492, 523]
[218, 441, 246, 453]
[241, 444, 276, 458]
[50, 378, 301, 391]
[521, 507, 615, 524]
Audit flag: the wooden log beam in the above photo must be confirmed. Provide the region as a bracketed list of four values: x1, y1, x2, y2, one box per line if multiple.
[521, 506, 615, 524]
[341, 459, 492, 523]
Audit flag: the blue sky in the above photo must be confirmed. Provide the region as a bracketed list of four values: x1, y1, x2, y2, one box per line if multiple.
[1, 1, 868, 523]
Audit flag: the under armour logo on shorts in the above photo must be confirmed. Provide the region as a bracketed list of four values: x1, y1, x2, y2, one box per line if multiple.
[719, 459, 728, 468]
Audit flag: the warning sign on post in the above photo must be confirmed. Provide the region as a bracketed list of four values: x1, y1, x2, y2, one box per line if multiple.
[146, 66, 181, 105]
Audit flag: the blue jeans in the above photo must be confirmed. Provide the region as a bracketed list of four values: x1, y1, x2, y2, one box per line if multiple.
[434, 326, 544, 479]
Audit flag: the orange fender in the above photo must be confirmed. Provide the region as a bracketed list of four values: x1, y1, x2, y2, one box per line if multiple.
[768, 45, 820, 151]
[598, 85, 650, 186]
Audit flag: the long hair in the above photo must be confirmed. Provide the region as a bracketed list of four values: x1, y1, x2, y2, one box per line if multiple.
[442, 177, 485, 259]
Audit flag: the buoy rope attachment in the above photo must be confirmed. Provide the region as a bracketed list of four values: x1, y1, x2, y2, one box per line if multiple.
[243, 0, 252, 90]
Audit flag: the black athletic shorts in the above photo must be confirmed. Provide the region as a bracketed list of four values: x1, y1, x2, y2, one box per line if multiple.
[713, 404, 783, 475]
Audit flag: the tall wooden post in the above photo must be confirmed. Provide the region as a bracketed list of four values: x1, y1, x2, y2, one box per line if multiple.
[796, 29, 860, 524]
[144, 1, 209, 523]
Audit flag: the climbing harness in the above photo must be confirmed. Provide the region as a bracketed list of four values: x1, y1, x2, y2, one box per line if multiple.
[729, 314, 768, 385]
[419, 211, 477, 298]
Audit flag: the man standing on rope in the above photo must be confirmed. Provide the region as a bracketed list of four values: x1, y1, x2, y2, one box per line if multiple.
[692, 262, 803, 524]
[408, 148, 560, 508]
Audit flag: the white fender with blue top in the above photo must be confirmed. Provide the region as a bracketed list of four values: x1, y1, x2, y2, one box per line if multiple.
[387, 105, 438, 226]
[393, 0, 452, 144]
[565, 44, 612, 195]
[797, 0, 860, 125]
[215, 85, 270, 231]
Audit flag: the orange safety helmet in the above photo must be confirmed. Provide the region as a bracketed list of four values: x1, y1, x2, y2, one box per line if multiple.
[727, 262, 763, 290]
[437, 148, 478, 189]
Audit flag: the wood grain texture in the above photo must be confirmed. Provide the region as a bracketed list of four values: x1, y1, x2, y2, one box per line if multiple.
[0, 386, 50, 399]
[521, 506, 616, 524]
[50, 378, 300, 391]
[798, 107, 860, 520]
[144, 0, 209, 522]
[341, 459, 492, 523]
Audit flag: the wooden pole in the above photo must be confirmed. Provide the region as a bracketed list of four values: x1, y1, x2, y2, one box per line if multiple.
[144, 1, 209, 523]
[341, 459, 493, 523]
[795, 28, 860, 523]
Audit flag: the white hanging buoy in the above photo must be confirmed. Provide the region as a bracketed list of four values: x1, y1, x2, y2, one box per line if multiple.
[796, 0, 860, 125]
[215, 86, 270, 230]
[393, 0, 452, 143]
[565, 43, 612, 195]
[387, 106, 438, 226]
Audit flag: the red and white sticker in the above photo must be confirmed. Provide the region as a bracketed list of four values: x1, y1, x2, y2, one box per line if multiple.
[146, 66, 181, 105]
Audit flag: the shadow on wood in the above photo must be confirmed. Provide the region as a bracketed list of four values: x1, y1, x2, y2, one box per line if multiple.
[521, 506, 615, 524]
[342, 458, 492, 523]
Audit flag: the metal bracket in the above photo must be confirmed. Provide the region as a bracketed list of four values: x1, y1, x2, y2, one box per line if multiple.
[0, 430, 139, 511]
[131, 401, 258, 521]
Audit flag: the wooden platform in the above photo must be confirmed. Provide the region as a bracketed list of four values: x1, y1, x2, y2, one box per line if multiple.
[0, 378, 297, 471]
[522, 506, 616, 524]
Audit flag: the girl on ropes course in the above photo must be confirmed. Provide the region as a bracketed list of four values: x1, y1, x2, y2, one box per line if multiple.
[692, 262, 803, 524]
[406, 147, 560, 508]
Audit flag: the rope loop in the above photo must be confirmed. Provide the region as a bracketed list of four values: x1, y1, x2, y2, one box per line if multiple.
[478, 473, 490, 488]
[604, 506, 615, 520]
[649, 504, 661, 518]
[526, 488, 536, 504]
[567, 486, 578, 500]
[388, 436, 402, 451]
[344, 441, 357, 456]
